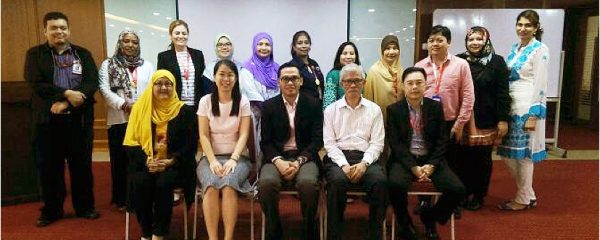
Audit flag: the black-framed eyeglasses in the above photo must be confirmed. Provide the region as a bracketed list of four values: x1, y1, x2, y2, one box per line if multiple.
[341, 78, 364, 85]
[216, 42, 232, 48]
[280, 76, 301, 83]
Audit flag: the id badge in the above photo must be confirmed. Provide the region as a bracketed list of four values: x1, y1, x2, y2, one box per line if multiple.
[430, 94, 441, 102]
[72, 60, 82, 75]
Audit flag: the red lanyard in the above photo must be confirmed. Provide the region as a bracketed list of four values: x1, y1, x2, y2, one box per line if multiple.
[433, 63, 445, 94]
[182, 49, 191, 80]
[408, 105, 422, 133]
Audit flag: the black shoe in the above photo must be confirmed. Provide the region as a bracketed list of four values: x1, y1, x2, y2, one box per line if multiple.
[397, 224, 419, 240]
[413, 200, 430, 215]
[465, 197, 483, 211]
[36, 214, 62, 227]
[452, 207, 462, 219]
[424, 227, 440, 240]
[76, 210, 100, 219]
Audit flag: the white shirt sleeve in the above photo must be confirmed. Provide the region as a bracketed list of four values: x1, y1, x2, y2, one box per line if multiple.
[98, 59, 126, 110]
[323, 104, 349, 167]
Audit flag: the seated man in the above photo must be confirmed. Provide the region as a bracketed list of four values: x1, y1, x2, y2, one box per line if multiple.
[323, 63, 387, 240]
[257, 62, 323, 240]
[387, 67, 465, 240]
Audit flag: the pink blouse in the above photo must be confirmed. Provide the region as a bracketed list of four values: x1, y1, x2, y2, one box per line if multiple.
[197, 94, 252, 154]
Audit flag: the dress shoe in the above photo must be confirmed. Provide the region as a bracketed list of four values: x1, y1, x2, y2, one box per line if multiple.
[36, 214, 62, 227]
[413, 199, 430, 215]
[397, 224, 419, 240]
[420, 208, 438, 240]
[465, 197, 483, 211]
[76, 210, 100, 219]
[452, 207, 462, 219]
[424, 227, 440, 240]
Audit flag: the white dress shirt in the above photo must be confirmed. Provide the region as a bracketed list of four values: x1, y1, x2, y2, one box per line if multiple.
[323, 97, 385, 167]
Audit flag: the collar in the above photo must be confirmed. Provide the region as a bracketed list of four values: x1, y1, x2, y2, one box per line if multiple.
[426, 53, 452, 66]
[406, 98, 424, 112]
[338, 96, 366, 110]
[282, 94, 299, 108]
[49, 43, 72, 55]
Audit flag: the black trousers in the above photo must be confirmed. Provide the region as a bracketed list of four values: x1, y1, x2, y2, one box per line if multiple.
[130, 167, 177, 237]
[324, 151, 388, 240]
[454, 145, 494, 199]
[108, 123, 128, 206]
[35, 113, 95, 217]
[258, 160, 320, 240]
[388, 162, 465, 226]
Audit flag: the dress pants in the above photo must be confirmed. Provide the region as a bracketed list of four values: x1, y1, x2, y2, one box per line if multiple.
[129, 167, 177, 237]
[502, 157, 536, 205]
[324, 151, 388, 240]
[108, 123, 128, 206]
[388, 162, 465, 225]
[258, 161, 320, 240]
[454, 145, 494, 199]
[35, 113, 95, 217]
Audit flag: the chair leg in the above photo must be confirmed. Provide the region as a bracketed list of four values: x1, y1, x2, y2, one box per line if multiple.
[183, 199, 188, 240]
[391, 212, 396, 240]
[451, 213, 455, 240]
[251, 194, 255, 240]
[382, 218, 387, 240]
[261, 212, 266, 240]
[193, 190, 198, 240]
[125, 212, 129, 240]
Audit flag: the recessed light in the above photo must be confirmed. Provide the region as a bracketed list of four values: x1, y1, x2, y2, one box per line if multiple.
[139, 30, 143, 33]
[409, 25, 414, 28]
[153, 12, 160, 16]
[166, 17, 172, 20]
[125, 27, 130, 30]
[412, 8, 417, 12]
[151, 32, 155, 35]
[368, 9, 375, 13]
[109, 24, 115, 27]
[389, 32, 394, 35]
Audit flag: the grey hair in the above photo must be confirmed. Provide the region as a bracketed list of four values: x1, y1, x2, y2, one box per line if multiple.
[339, 63, 365, 83]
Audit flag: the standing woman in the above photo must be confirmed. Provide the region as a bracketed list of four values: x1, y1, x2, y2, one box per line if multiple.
[287, 30, 324, 101]
[124, 70, 195, 240]
[197, 60, 253, 240]
[157, 19, 209, 207]
[365, 35, 403, 120]
[497, 9, 548, 211]
[456, 26, 511, 210]
[323, 41, 363, 109]
[243, 32, 281, 105]
[99, 30, 154, 210]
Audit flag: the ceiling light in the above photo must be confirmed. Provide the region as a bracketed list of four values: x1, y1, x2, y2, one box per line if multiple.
[368, 9, 375, 13]
[412, 8, 417, 12]
[409, 25, 414, 28]
[109, 24, 115, 27]
[153, 12, 160, 16]
[166, 17, 172, 20]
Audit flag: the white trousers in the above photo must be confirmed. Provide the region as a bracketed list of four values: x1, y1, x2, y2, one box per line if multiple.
[503, 157, 536, 205]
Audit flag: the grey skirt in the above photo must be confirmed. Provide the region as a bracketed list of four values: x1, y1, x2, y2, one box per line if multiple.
[197, 155, 253, 195]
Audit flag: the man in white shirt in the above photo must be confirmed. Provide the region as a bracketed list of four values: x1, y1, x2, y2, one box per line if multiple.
[323, 63, 387, 240]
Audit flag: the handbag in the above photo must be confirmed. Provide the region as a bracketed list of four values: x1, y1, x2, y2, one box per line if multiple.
[462, 112, 498, 146]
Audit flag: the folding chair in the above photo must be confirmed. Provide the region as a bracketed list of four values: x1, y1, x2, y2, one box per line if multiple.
[391, 181, 455, 240]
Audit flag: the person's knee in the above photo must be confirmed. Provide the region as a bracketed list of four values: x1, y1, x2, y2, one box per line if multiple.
[258, 177, 281, 196]
[387, 176, 409, 192]
[326, 175, 347, 191]
[296, 177, 319, 195]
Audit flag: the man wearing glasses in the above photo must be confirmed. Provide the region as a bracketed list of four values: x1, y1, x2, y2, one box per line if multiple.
[258, 62, 323, 240]
[323, 63, 387, 240]
[24, 11, 99, 227]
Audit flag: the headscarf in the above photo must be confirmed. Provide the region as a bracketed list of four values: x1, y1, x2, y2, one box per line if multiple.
[123, 70, 184, 163]
[368, 35, 403, 93]
[108, 30, 144, 99]
[365, 35, 404, 120]
[463, 26, 495, 66]
[244, 32, 279, 90]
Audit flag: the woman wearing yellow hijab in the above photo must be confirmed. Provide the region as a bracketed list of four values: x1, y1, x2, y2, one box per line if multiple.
[124, 69, 195, 240]
[365, 35, 404, 120]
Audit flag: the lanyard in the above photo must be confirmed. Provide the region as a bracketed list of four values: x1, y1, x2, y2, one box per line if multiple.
[182, 49, 191, 80]
[408, 103, 422, 133]
[432, 62, 445, 94]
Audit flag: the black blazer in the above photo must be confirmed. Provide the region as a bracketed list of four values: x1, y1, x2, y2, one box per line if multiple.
[288, 55, 324, 101]
[260, 93, 323, 167]
[24, 42, 98, 124]
[157, 47, 211, 109]
[125, 105, 198, 205]
[386, 98, 447, 170]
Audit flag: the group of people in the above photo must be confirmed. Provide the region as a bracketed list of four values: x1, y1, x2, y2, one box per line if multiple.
[25, 9, 548, 240]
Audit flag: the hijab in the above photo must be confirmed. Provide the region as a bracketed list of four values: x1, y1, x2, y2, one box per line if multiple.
[243, 32, 279, 89]
[463, 26, 495, 66]
[123, 70, 184, 162]
[108, 30, 144, 98]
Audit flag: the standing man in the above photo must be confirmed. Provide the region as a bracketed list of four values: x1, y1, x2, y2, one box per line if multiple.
[323, 63, 387, 240]
[414, 25, 474, 217]
[387, 67, 465, 240]
[258, 62, 323, 240]
[25, 12, 99, 227]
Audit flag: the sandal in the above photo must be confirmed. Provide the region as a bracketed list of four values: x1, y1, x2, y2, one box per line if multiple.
[497, 201, 531, 211]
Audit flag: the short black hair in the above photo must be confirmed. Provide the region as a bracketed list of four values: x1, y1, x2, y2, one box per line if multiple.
[401, 67, 427, 83]
[43, 11, 69, 28]
[429, 25, 451, 43]
[277, 62, 300, 78]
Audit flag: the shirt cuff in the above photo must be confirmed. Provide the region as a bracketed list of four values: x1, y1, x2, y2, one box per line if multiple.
[271, 156, 283, 163]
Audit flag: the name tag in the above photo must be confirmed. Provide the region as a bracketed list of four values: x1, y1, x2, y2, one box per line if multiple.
[430, 95, 441, 102]
[72, 60, 82, 75]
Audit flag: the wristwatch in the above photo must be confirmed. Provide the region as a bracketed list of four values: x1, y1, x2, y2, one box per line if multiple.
[296, 156, 308, 165]
[363, 160, 371, 167]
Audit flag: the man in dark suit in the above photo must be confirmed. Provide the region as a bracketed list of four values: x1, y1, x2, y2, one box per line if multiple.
[257, 62, 323, 240]
[386, 67, 465, 240]
[24, 11, 100, 227]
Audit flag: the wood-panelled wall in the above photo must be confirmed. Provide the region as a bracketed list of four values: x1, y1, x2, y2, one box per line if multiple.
[2, 0, 109, 149]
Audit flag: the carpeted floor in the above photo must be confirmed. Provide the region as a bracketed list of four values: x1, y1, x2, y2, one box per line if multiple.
[2, 159, 598, 240]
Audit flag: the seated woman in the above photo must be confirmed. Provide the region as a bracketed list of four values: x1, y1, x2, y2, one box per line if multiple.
[123, 70, 195, 240]
[196, 59, 253, 240]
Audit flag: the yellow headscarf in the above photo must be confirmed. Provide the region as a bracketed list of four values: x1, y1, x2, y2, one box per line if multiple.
[365, 35, 404, 120]
[123, 69, 184, 162]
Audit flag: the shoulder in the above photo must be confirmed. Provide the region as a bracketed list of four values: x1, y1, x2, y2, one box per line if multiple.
[424, 98, 442, 110]
[414, 58, 428, 67]
[157, 49, 171, 57]
[240, 95, 250, 105]
[451, 55, 469, 66]
[199, 94, 212, 105]
[387, 100, 404, 112]
[300, 93, 319, 108]
[26, 44, 45, 55]
[326, 69, 339, 78]
[456, 53, 468, 59]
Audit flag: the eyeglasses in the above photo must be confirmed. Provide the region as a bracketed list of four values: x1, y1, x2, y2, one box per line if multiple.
[280, 76, 301, 83]
[216, 42, 232, 48]
[154, 81, 173, 88]
[341, 78, 364, 85]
